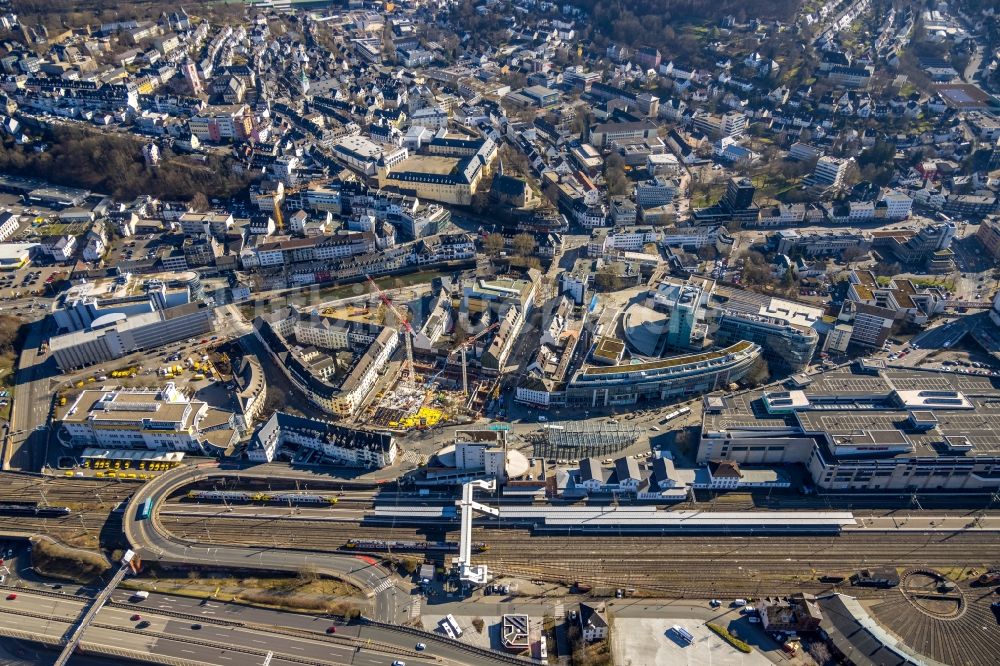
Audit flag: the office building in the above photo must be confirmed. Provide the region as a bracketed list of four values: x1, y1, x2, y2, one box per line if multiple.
[810, 156, 852, 189]
[59, 383, 238, 453]
[53, 271, 202, 333]
[566, 340, 761, 407]
[975, 216, 1000, 260]
[722, 177, 756, 211]
[713, 311, 818, 374]
[49, 302, 214, 371]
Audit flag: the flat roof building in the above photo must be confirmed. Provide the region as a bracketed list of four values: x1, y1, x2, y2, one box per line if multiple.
[58, 383, 237, 454]
[700, 366, 1000, 492]
[49, 302, 214, 371]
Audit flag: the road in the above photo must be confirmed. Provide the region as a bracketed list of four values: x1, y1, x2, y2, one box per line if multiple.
[122, 462, 409, 624]
[5, 318, 56, 472]
[0, 587, 442, 666]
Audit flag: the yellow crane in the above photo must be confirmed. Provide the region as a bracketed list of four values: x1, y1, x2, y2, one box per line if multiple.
[273, 197, 284, 232]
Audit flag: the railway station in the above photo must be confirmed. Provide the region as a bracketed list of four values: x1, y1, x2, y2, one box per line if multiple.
[367, 500, 857, 535]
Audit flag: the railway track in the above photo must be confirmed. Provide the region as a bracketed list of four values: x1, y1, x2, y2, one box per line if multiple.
[0, 476, 137, 509]
[154, 514, 1000, 598]
[871, 586, 1000, 666]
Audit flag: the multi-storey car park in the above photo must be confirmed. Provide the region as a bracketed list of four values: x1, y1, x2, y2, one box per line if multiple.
[699, 363, 1000, 492]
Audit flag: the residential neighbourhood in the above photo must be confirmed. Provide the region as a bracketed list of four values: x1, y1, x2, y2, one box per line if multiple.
[0, 0, 998, 665]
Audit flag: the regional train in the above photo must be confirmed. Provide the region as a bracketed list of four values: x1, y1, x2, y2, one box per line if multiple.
[343, 539, 487, 554]
[0, 501, 71, 518]
[184, 490, 339, 505]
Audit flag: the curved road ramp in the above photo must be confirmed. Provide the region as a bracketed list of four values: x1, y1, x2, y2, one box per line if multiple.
[122, 462, 400, 621]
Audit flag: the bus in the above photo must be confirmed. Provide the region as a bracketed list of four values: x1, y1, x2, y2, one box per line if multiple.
[445, 614, 463, 637]
[658, 406, 693, 425]
[135, 497, 153, 521]
[671, 625, 694, 644]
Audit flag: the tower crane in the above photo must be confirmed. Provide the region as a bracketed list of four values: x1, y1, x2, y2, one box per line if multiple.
[366, 274, 415, 387]
[452, 322, 499, 396]
[272, 198, 284, 233]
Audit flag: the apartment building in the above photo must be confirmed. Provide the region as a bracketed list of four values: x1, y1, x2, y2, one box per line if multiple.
[253, 308, 399, 418]
[247, 411, 396, 467]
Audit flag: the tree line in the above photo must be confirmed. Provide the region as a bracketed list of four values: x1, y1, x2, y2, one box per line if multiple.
[0, 126, 247, 202]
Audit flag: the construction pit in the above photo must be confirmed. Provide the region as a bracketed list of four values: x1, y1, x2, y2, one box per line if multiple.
[367, 383, 466, 432]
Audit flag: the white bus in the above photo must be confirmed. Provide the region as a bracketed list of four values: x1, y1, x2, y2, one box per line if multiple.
[445, 614, 463, 637]
[671, 625, 694, 644]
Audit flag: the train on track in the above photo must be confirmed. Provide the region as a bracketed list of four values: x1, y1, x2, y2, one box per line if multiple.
[184, 490, 339, 505]
[0, 501, 71, 517]
[343, 539, 488, 554]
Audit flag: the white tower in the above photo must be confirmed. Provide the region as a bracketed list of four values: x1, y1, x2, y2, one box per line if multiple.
[182, 60, 202, 96]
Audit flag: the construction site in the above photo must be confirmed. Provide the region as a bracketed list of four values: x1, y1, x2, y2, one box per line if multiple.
[252, 272, 504, 433]
[361, 275, 504, 433]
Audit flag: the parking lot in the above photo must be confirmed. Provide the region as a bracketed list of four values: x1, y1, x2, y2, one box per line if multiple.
[611, 616, 774, 666]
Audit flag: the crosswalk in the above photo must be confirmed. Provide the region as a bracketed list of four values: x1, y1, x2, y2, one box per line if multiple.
[410, 596, 422, 617]
[372, 579, 394, 594]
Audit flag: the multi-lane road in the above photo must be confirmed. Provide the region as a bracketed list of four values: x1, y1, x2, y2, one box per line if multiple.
[0, 587, 447, 666]
[4, 318, 55, 472]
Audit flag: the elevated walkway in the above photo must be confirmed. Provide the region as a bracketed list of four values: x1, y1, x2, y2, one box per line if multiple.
[453, 479, 496, 585]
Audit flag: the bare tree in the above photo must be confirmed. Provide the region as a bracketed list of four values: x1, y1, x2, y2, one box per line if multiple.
[189, 191, 210, 212]
[484, 233, 505, 256]
[512, 233, 537, 256]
